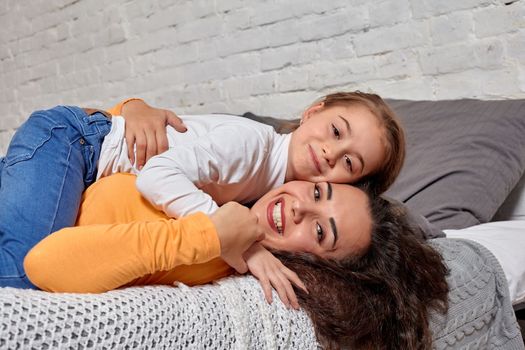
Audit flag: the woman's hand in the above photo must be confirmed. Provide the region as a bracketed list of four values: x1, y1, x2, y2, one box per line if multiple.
[210, 202, 265, 274]
[120, 99, 187, 169]
[244, 243, 307, 310]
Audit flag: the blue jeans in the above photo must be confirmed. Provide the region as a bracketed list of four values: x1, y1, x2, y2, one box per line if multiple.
[0, 106, 111, 288]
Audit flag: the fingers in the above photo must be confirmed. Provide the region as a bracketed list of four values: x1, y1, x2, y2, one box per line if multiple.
[156, 129, 169, 155]
[143, 129, 157, 167]
[154, 110, 172, 155]
[121, 101, 177, 169]
[231, 258, 248, 274]
[275, 268, 301, 309]
[134, 131, 147, 170]
[258, 276, 273, 304]
[259, 268, 298, 309]
[282, 268, 308, 294]
[125, 132, 136, 166]
[254, 264, 301, 309]
[166, 110, 187, 132]
[271, 274, 292, 309]
[244, 245, 303, 310]
[129, 126, 164, 169]
[213, 203, 264, 262]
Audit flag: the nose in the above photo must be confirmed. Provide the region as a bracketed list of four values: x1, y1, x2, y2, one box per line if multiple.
[322, 143, 341, 167]
[291, 199, 312, 224]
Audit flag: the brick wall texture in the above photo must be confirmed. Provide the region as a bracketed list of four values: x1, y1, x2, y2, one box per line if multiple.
[1, 0, 525, 153]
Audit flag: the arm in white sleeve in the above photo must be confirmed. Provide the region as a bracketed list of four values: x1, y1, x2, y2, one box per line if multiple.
[136, 124, 268, 217]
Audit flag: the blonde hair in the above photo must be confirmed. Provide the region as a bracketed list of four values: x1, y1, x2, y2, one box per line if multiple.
[316, 91, 406, 194]
[242, 91, 406, 194]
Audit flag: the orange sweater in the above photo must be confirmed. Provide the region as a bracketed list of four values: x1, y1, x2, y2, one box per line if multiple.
[106, 98, 139, 116]
[24, 173, 232, 293]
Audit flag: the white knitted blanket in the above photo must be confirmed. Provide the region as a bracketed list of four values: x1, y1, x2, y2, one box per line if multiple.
[1, 276, 318, 349]
[1, 239, 523, 349]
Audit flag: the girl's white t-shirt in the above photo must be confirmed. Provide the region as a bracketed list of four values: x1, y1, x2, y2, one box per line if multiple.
[97, 114, 291, 217]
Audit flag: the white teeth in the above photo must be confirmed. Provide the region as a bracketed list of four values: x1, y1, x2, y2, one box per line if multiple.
[273, 201, 283, 235]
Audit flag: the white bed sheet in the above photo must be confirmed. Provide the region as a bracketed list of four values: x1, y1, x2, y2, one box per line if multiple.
[445, 220, 525, 306]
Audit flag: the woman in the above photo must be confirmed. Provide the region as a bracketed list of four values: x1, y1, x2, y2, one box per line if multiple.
[25, 173, 448, 349]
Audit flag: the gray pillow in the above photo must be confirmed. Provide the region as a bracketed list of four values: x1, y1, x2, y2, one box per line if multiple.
[384, 99, 525, 230]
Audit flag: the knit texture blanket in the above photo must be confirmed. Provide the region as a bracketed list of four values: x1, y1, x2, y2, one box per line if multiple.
[1, 238, 523, 349]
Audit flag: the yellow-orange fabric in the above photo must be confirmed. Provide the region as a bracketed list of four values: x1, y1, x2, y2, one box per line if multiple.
[24, 173, 232, 293]
[106, 98, 144, 116]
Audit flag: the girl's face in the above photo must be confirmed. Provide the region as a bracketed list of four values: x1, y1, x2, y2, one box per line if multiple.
[286, 103, 386, 184]
[251, 181, 372, 260]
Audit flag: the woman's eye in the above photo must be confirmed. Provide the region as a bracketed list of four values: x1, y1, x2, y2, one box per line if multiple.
[344, 155, 353, 172]
[314, 184, 321, 201]
[331, 124, 340, 139]
[316, 223, 324, 243]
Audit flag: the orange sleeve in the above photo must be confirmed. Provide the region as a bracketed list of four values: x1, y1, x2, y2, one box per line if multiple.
[106, 98, 144, 116]
[24, 213, 221, 293]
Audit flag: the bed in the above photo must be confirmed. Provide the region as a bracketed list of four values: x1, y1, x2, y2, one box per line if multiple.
[2, 98, 525, 349]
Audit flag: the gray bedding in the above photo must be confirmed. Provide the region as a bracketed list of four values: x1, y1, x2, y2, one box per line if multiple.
[385, 98, 525, 230]
[430, 239, 523, 349]
[1, 239, 523, 349]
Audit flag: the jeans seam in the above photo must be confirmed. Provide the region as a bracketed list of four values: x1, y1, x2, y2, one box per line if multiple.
[4, 124, 67, 166]
[48, 144, 73, 233]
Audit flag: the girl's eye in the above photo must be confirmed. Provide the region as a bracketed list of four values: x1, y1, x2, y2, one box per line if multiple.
[331, 124, 340, 139]
[316, 223, 324, 243]
[314, 184, 321, 202]
[344, 155, 353, 172]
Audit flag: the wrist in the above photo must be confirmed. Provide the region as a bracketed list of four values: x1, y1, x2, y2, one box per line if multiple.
[120, 98, 145, 115]
[209, 214, 227, 254]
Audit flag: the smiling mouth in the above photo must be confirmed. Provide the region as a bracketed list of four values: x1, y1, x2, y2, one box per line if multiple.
[308, 145, 322, 174]
[267, 199, 285, 235]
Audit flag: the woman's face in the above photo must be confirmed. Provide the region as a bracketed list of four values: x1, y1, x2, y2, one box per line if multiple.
[251, 181, 372, 260]
[286, 103, 386, 184]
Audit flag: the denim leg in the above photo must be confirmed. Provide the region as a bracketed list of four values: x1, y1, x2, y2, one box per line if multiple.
[0, 157, 4, 187]
[0, 106, 111, 288]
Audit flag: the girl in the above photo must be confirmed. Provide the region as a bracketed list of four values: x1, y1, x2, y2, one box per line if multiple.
[109, 93, 404, 219]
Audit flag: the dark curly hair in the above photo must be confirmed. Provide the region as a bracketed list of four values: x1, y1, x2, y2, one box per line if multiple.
[274, 196, 449, 349]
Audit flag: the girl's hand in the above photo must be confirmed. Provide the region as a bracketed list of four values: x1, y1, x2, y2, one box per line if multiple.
[244, 243, 307, 310]
[120, 99, 187, 169]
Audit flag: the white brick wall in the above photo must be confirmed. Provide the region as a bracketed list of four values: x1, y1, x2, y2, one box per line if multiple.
[1, 0, 525, 153]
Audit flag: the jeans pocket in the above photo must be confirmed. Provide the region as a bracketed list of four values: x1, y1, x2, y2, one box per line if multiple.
[5, 118, 67, 167]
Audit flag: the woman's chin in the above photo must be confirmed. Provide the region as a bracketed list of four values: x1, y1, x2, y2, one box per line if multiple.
[260, 237, 288, 253]
[260, 239, 277, 251]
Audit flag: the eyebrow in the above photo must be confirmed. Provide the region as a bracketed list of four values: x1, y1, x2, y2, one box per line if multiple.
[338, 115, 350, 132]
[329, 217, 338, 248]
[325, 183, 338, 248]
[337, 115, 365, 174]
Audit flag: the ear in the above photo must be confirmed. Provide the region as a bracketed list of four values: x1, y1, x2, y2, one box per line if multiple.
[301, 102, 324, 123]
